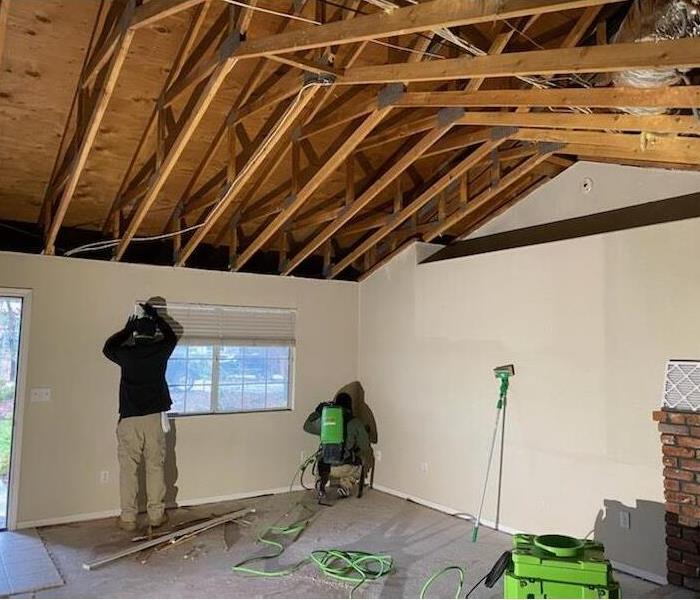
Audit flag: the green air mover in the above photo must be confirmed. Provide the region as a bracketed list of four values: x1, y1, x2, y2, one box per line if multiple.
[320, 405, 345, 465]
[503, 534, 620, 599]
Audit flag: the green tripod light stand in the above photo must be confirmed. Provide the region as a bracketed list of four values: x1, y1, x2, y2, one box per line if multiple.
[472, 364, 515, 542]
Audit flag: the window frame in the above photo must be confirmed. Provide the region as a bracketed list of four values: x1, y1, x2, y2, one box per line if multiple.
[166, 342, 296, 418]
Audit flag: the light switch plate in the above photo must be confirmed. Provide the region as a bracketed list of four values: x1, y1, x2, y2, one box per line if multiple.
[619, 510, 631, 530]
[30, 387, 51, 403]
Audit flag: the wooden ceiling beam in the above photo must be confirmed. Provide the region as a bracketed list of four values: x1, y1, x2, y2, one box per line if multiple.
[233, 107, 392, 271]
[358, 113, 439, 151]
[328, 136, 509, 278]
[211, 3, 370, 253]
[232, 0, 621, 59]
[114, 54, 240, 260]
[283, 120, 457, 274]
[39, 0, 111, 232]
[0, 0, 9, 69]
[357, 237, 418, 282]
[456, 172, 553, 240]
[395, 86, 700, 109]
[43, 0, 136, 255]
[115, 2, 269, 260]
[174, 84, 321, 266]
[298, 93, 380, 140]
[561, 5, 602, 48]
[288, 20, 519, 275]
[161, 9, 230, 107]
[229, 72, 304, 125]
[510, 128, 700, 165]
[103, 0, 212, 233]
[357, 21, 517, 152]
[453, 111, 700, 135]
[267, 52, 341, 77]
[340, 38, 700, 85]
[424, 147, 562, 241]
[130, 0, 207, 30]
[280, 26, 452, 274]
[164, 1, 301, 238]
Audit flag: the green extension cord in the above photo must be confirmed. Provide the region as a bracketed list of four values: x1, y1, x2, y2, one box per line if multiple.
[419, 566, 466, 599]
[232, 473, 393, 598]
[309, 549, 393, 596]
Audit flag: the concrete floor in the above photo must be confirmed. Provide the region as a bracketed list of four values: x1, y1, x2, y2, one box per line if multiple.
[19, 490, 685, 598]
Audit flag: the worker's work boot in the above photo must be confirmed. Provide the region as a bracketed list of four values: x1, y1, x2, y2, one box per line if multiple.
[117, 518, 137, 532]
[148, 512, 169, 529]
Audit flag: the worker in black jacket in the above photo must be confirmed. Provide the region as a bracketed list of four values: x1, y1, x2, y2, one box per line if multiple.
[103, 302, 177, 532]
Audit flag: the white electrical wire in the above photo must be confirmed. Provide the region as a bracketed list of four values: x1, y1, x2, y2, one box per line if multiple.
[64, 80, 330, 258]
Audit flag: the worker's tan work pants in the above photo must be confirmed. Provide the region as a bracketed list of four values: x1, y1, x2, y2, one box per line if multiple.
[330, 464, 361, 491]
[116, 413, 166, 524]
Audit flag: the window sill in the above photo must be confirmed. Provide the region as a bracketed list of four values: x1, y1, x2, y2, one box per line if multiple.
[167, 407, 293, 418]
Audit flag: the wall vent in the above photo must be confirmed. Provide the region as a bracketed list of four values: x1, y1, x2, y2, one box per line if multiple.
[662, 360, 700, 411]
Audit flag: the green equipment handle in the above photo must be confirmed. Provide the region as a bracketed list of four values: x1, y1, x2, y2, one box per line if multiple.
[472, 371, 512, 542]
[496, 373, 510, 409]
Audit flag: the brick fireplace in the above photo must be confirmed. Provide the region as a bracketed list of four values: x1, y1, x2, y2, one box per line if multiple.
[654, 408, 700, 590]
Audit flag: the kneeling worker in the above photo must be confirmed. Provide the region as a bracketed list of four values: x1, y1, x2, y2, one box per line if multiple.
[303, 392, 371, 499]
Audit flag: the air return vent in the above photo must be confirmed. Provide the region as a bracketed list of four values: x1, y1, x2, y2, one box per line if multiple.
[662, 360, 700, 411]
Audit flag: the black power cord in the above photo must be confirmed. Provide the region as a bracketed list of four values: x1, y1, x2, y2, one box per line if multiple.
[465, 551, 512, 598]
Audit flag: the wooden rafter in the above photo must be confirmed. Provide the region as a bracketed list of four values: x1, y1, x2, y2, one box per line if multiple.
[325, 20, 522, 277]
[8, 0, 700, 281]
[328, 136, 511, 278]
[130, 0, 207, 30]
[121, 0, 510, 261]
[231, 0, 623, 60]
[43, 0, 136, 255]
[282, 120, 458, 275]
[424, 147, 560, 241]
[233, 107, 393, 270]
[0, 0, 9, 69]
[394, 86, 700, 110]
[174, 84, 321, 266]
[102, 0, 213, 234]
[340, 38, 700, 85]
[176, 1, 366, 263]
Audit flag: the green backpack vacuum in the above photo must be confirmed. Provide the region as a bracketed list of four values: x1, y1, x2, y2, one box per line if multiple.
[320, 405, 346, 465]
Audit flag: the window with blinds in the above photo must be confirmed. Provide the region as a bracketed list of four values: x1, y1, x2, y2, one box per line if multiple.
[138, 301, 296, 416]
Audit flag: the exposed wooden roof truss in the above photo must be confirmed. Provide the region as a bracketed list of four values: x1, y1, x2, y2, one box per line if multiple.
[1, 0, 699, 279]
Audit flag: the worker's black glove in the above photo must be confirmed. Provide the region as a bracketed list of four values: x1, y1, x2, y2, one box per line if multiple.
[140, 302, 159, 318]
[125, 315, 138, 333]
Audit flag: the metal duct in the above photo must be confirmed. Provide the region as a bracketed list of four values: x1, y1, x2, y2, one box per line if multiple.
[612, 0, 700, 114]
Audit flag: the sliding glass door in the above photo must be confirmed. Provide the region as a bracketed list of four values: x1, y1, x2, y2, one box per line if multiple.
[0, 296, 23, 529]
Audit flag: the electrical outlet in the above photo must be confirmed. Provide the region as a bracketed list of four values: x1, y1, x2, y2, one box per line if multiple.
[375, 450, 382, 462]
[30, 387, 51, 403]
[619, 510, 630, 529]
[420, 461, 429, 473]
[99, 471, 109, 484]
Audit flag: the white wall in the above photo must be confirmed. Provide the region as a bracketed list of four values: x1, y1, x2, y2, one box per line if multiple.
[359, 164, 700, 579]
[469, 161, 700, 238]
[0, 252, 358, 526]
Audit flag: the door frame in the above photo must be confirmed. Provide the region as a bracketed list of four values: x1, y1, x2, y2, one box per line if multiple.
[2, 288, 31, 530]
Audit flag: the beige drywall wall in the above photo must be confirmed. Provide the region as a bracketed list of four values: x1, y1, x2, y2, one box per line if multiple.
[0, 251, 358, 525]
[359, 216, 700, 577]
[468, 161, 700, 239]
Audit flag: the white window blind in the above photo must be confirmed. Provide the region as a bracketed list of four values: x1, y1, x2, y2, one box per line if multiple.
[140, 302, 296, 346]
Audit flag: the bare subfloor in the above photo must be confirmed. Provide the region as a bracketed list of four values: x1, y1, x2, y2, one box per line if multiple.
[22, 491, 686, 598]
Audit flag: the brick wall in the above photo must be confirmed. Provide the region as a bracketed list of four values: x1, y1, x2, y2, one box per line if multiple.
[654, 408, 700, 590]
